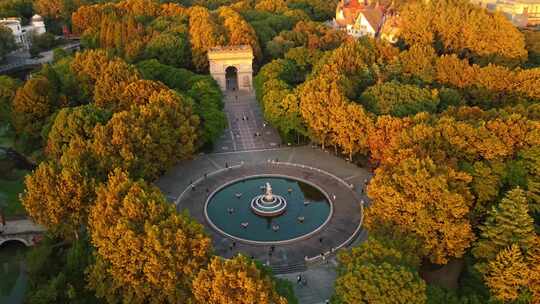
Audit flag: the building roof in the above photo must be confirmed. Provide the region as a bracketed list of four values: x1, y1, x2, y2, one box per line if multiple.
[0, 18, 21, 25]
[336, 0, 367, 26]
[360, 7, 384, 31]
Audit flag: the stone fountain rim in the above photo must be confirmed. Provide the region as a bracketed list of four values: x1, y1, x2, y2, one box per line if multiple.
[204, 174, 334, 245]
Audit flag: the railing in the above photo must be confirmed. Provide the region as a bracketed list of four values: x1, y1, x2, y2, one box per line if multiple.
[173, 160, 366, 264]
[174, 161, 244, 206]
[270, 161, 355, 190]
[304, 201, 364, 264]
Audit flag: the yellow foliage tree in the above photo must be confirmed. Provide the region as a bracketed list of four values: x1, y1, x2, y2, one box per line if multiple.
[399, 0, 527, 62]
[192, 255, 287, 304]
[188, 6, 226, 72]
[93, 59, 141, 110]
[91, 89, 199, 180]
[21, 161, 95, 239]
[366, 157, 475, 264]
[484, 244, 531, 303]
[218, 7, 262, 62]
[87, 169, 212, 303]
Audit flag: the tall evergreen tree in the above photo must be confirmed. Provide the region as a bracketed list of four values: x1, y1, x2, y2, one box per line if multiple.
[473, 188, 537, 272]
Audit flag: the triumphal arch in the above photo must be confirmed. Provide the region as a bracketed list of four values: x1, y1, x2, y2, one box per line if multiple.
[208, 45, 254, 92]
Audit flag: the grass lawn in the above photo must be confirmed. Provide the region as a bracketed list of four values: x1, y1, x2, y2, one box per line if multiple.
[0, 169, 28, 218]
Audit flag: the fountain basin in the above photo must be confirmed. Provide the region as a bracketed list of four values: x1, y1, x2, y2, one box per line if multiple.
[205, 175, 332, 244]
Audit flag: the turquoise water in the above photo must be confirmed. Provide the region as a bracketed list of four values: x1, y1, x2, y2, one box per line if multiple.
[206, 177, 331, 242]
[0, 242, 27, 304]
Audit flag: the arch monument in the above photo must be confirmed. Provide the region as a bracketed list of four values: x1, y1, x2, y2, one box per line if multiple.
[208, 45, 253, 92]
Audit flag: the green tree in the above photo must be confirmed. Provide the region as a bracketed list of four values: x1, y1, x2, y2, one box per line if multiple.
[0, 25, 17, 61]
[473, 188, 537, 273]
[360, 82, 440, 117]
[46, 104, 111, 160]
[144, 32, 191, 68]
[0, 75, 20, 128]
[334, 231, 426, 304]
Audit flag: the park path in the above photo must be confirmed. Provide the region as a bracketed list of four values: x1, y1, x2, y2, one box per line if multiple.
[213, 91, 281, 153]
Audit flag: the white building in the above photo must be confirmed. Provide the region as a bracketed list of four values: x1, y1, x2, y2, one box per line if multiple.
[470, 0, 540, 27]
[0, 15, 46, 50]
[334, 0, 398, 42]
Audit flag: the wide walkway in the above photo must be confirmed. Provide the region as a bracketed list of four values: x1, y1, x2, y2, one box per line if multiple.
[213, 91, 281, 152]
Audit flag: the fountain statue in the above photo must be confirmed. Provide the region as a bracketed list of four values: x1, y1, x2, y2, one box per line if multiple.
[264, 182, 273, 201]
[250, 181, 287, 217]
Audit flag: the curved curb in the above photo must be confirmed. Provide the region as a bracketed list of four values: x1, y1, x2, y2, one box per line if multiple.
[203, 174, 335, 246]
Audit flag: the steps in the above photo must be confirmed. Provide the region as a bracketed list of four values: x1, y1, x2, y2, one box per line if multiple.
[271, 261, 308, 274]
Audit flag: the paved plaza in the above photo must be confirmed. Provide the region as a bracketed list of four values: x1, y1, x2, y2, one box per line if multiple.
[155, 91, 372, 304]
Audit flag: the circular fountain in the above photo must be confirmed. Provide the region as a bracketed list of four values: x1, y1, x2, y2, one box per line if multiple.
[205, 176, 332, 244]
[250, 182, 287, 217]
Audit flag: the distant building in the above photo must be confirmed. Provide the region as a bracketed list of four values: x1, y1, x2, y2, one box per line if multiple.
[470, 0, 540, 27]
[0, 15, 46, 50]
[334, 0, 398, 42]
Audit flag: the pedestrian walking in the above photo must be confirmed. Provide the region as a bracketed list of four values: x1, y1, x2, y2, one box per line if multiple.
[296, 275, 302, 285]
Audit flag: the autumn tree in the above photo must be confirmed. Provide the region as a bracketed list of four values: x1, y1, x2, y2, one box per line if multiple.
[93, 57, 141, 110]
[266, 21, 348, 59]
[21, 161, 95, 239]
[91, 89, 199, 180]
[473, 188, 537, 273]
[192, 255, 287, 304]
[11, 76, 62, 141]
[298, 73, 347, 149]
[399, 0, 527, 64]
[218, 7, 262, 62]
[484, 244, 533, 303]
[46, 104, 111, 160]
[366, 157, 475, 264]
[118, 79, 168, 111]
[332, 102, 373, 160]
[87, 169, 212, 303]
[188, 6, 225, 72]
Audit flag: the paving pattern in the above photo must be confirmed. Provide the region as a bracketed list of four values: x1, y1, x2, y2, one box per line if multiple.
[155, 89, 374, 304]
[214, 91, 281, 153]
[169, 163, 363, 270]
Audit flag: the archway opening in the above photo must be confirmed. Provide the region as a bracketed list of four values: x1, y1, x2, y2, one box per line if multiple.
[225, 66, 238, 91]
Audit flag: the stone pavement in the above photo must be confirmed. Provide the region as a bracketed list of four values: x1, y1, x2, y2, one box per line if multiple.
[154, 89, 374, 304]
[213, 91, 281, 153]
[167, 162, 363, 270]
[277, 259, 339, 304]
[155, 146, 372, 304]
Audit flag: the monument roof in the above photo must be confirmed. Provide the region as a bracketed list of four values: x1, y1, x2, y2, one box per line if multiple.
[208, 45, 253, 53]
